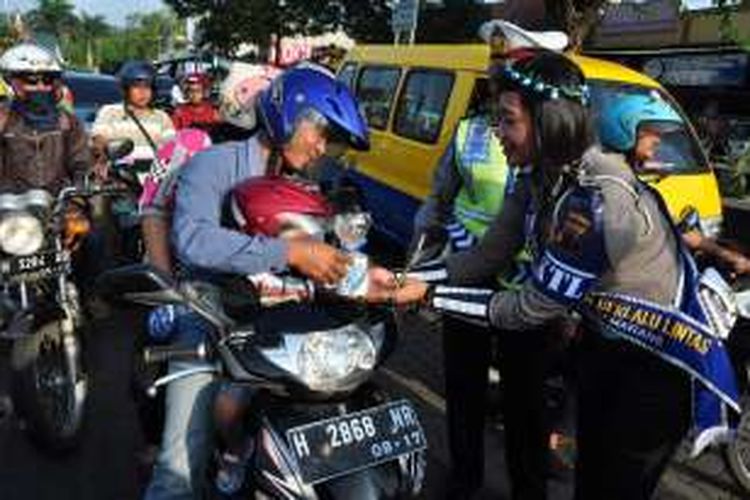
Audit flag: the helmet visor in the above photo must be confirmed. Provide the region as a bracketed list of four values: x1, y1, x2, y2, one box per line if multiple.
[637, 119, 682, 137]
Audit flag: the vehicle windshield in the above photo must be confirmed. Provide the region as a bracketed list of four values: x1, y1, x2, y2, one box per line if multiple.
[590, 81, 709, 174]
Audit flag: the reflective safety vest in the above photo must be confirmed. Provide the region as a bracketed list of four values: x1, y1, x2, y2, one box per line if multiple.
[453, 116, 508, 238]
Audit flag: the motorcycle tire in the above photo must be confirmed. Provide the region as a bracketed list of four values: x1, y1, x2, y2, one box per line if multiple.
[727, 398, 750, 493]
[10, 321, 88, 453]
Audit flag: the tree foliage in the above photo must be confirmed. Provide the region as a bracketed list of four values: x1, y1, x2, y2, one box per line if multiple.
[7, 1, 185, 72]
[27, 0, 77, 39]
[165, 0, 392, 55]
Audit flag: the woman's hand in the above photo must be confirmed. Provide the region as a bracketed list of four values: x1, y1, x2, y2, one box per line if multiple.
[363, 269, 429, 305]
[391, 279, 430, 305]
[364, 266, 397, 303]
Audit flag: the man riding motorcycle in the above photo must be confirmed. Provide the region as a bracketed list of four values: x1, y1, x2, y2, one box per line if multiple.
[92, 60, 175, 164]
[143, 64, 372, 500]
[92, 60, 175, 262]
[599, 94, 750, 276]
[0, 42, 90, 194]
[0, 42, 105, 291]
[170, 72, 220, 131]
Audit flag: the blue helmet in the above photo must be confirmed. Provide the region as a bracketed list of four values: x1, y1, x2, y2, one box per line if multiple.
[257, 64, 369, 151]
[598, 94, 683, 153]
[118, 60, 155, 89]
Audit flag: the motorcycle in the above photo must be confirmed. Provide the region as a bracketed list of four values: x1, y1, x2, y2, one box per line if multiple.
[98, 176, 427, 498]
[1, 143, 130, 451]
[725, 279, 750, 491]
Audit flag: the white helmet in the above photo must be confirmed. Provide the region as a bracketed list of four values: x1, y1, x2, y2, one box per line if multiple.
[219, 63, 281, 130]
[0, 42, 62, 75]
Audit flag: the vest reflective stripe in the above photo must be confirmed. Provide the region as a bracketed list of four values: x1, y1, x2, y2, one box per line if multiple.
[454, 205, 496, 224]
[453, 117, 508, 238]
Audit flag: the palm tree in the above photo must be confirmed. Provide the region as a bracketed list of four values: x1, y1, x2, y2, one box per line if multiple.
[79, 13, 110, 69]
[27, 0, 77, 40]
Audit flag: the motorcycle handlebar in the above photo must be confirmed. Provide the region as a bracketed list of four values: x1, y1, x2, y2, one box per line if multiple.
[143, 343, 208, 364]
[56, 182, 128, 205]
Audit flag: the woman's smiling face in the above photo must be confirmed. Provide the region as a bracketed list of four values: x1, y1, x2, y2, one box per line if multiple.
[492, 91, 534, 166]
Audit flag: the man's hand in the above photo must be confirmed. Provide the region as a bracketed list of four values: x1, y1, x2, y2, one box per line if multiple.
[92, 160, 109, 181]
[287, 239, 350, 285]
[732, 256, 750, 276]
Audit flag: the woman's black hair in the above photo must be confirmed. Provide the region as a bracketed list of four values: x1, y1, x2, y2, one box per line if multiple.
[490, 50, 594, 170]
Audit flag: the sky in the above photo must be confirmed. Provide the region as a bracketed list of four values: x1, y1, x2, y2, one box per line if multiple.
[2, 0, 167, 26]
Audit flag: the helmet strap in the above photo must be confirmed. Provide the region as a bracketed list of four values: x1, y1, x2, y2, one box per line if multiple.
[266, 147, 283, 176]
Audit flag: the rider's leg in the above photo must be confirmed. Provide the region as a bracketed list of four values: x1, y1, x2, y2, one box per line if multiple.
[143, 312, 217, 500]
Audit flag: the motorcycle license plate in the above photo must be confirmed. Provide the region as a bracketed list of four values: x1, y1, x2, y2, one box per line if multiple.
[3, 251, 66, 277]
[285, 400, 426, 485]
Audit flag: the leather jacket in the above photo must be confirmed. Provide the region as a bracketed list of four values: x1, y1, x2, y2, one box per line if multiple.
[0, 106, 91, 194]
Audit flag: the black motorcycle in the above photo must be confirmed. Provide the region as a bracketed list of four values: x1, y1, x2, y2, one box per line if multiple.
[99, 263, 426, 498]
[0, 172, 126, 451]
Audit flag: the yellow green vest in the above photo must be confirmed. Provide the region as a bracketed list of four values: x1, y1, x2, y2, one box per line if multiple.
[453, 117, 508, 238]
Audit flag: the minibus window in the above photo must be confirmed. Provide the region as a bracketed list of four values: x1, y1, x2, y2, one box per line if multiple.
[357, 66, 401, 130]
[337, 63, 357, 90]
[590, 81, 708, 174]
[394, 69, 454, 144]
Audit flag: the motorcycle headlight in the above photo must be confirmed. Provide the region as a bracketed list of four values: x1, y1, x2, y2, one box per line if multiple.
[0, 212, 44, 256]
[259, 323, 384, 393]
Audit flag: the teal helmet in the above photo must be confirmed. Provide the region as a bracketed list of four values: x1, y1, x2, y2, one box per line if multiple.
[598, 94, 683, 153]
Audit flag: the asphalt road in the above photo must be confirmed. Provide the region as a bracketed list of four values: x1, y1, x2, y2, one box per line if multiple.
[0, 307, 748, 500]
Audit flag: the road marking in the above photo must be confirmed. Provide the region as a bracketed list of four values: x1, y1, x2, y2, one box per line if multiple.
[381, 368, 446, 414]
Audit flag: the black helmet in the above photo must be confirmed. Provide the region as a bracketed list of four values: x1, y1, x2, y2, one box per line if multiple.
[117, 60, 155, 89]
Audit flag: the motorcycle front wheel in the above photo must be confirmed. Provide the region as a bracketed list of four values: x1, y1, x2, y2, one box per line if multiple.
[10, 321, 88, 452]
[727, 396, 750, 493]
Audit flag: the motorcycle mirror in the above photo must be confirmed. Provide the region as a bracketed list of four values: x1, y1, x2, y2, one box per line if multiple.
[96, 264, 184, 306]
[106, 139, 135, 162]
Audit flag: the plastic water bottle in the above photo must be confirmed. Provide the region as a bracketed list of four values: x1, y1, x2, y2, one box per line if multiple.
[147, 305, 178, 342]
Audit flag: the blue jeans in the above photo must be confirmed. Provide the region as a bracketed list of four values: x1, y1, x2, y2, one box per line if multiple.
[144, 312, 217, 500]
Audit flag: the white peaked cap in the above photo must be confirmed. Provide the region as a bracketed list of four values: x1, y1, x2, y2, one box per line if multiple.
[478, 19, 569, 53]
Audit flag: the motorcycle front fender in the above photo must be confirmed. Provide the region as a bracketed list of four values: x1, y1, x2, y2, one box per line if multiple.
[316, 461, 401, 500]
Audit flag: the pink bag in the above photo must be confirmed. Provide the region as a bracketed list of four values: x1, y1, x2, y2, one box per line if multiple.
[138, 128, 212, 212]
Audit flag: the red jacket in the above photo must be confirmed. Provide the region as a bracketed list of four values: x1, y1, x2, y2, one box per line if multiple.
[171, 102, 220, 131]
